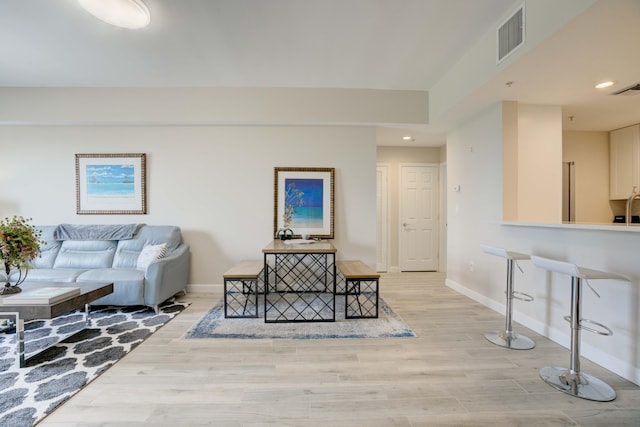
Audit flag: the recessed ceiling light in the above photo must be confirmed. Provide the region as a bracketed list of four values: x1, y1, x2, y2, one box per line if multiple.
[595, 81, 615, 89]
[402, 136, 414, 141]
[78, 0, 151, 29]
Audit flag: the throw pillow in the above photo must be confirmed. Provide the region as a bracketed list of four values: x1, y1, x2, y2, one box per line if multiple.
[136, 243, 168, 270]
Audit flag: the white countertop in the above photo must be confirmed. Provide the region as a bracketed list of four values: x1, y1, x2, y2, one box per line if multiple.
[501, 221, 640, 233]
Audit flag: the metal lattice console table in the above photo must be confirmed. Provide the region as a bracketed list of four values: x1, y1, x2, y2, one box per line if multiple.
[262, 239, 336, 323]
[337, 260, 379, 319]
[223, 260, 264, 318]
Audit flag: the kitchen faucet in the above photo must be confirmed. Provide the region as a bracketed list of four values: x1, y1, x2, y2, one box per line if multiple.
[625, 187, 640, 225]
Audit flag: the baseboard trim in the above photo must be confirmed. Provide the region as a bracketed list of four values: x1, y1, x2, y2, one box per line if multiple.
[445, 278, 640, 386]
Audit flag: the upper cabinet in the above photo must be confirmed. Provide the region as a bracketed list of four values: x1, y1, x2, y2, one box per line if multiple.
[610, 124, 640, 200]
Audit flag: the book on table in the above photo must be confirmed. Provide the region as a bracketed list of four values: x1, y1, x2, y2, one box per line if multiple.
[1, 286, 81, 305]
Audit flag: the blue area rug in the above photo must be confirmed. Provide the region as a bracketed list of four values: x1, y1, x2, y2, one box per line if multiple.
[185, 297, 414, 339]
[0, 301, 188, 427]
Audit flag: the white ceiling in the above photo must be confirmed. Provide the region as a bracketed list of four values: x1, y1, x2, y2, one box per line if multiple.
[0, 0, 515, 89]
[1, 0, 639, 147]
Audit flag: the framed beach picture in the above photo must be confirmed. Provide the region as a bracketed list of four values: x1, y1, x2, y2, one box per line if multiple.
[274, 167, 335, 239]
[75, 153, 147, 215]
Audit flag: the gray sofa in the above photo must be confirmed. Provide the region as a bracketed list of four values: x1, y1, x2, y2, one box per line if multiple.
[3, 224, 190, 312]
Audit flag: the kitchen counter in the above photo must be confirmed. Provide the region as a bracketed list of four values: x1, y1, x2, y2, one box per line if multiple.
[501, 221, 640, 233]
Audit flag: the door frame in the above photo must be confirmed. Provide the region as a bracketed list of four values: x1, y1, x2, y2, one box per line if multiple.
[439, 162, 447, 273]
[376, 164, 389, 272]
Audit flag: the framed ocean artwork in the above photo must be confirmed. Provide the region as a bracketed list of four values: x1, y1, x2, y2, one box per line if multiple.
[274, 167, 334, 239]
[75, 153, 147, 214]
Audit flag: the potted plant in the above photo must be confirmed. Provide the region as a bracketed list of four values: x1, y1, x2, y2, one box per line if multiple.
[0, 216, 44, 294]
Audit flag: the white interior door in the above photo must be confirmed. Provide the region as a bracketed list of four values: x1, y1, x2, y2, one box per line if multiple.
[376, 164, 389, 272]
[400, 164, 439, 271]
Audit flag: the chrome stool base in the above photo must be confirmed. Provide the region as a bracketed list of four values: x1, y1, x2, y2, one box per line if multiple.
[540, 366, 616, 402]
[485, 330, 535, 350]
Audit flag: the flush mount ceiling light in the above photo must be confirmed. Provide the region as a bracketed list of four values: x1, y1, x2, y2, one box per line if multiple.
[78, 0, 151, 29]
[595, 81, 615, 89]
[402, 136, 414, 142]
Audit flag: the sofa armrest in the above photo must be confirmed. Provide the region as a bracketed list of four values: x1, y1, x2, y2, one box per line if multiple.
[143, 243, 190, 306]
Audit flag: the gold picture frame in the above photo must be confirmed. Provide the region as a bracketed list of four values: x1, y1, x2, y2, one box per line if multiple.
[274, 167, 334, 239]
[75, 153, 147, 215]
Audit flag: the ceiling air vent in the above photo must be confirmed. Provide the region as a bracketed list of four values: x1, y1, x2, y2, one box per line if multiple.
[612, 83, 640, 96]
[497, 5, 525, 63]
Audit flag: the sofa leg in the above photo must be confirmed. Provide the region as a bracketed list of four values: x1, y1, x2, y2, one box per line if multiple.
[152, 304, 159, 314]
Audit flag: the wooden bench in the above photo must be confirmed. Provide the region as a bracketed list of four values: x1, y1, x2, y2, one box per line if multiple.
[336, 260, 380, 319]
[223, 260, 264, 318]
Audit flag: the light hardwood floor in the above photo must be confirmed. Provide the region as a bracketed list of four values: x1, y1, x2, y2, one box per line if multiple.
[41, 273, 639, 426]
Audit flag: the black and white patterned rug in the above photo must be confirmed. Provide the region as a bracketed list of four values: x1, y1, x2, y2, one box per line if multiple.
[0, 301, 188, 427]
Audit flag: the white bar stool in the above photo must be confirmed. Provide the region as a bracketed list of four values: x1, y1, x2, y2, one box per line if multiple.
[480, 245, 535, 350]
[531, 255, 630, 402]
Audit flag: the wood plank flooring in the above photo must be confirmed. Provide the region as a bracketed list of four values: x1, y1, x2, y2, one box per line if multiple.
[40, 272, 640, 426]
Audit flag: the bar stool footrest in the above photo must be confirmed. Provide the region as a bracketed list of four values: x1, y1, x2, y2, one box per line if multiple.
[540, 366, 616, 401]
[510, 291, 534, 302]
[484, 330, 535, 350]
[562, 316, 613, 336]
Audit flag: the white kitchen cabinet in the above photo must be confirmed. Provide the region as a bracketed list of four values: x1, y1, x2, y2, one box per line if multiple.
[610, 124, 640, 200]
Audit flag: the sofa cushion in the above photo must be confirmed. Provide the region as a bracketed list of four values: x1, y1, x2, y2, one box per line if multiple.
[77, 269, 145, 306]
[136, 243, 168, 270]
[29, 225, 62, 269]
[13, 268, 87, 283]
[77, 268, 144, 284]
[112, 225, 182, 269]
[53, 240, 117, 269]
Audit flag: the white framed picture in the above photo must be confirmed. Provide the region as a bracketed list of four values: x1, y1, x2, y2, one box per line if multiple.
[274, 167, 334, 239]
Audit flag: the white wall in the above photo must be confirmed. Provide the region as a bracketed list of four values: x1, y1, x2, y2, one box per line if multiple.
[517, 104, 563, 223]
[0, 87, 428, 126]
[0, 125, 377, 285]
[447, 102, 640, 385]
